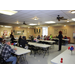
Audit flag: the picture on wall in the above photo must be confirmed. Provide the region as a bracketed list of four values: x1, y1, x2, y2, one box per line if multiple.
[54, 29, 67, 34]
[63, 29, 67, 34]
[34, 29, 41, 34]
[54, 29, 58, 34]
[14, 30, 23, 35]
[3, 30, 8, 36]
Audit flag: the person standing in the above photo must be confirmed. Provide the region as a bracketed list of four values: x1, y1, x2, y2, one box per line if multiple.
[58, 31, 63, 51]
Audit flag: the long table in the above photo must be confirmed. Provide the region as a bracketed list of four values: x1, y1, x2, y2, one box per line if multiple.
[38, 40, 55, 44]
[52, 38, 69, 41]
[28, 42, 51, 48]
[11, 45, 31, 64]
[51, 49, 75, 64]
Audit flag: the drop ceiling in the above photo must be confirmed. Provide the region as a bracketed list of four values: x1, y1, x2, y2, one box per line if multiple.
[0, 10, 75, 27]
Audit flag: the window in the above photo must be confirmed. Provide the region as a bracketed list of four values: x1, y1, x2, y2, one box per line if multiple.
[42, 27, 48, 36]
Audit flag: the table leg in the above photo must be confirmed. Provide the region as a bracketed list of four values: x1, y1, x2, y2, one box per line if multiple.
[17, 56, 20, 64]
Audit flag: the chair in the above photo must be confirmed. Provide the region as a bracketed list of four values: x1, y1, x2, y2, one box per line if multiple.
[41, 47, 49, 58]
[30, 45, 39, 57]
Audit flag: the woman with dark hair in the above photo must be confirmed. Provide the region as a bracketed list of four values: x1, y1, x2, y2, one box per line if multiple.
[18, 36, 22, 47]
[58, 31, 63, 51]
[20, 36, 28, 48]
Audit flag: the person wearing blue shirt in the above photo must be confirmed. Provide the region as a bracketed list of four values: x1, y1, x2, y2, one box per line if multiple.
[64, 36, 68, 45]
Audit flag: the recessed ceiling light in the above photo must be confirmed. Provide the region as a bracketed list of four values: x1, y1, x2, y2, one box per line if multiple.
[64, 25, 66, 27]
[72, 18, 75, 21]
[32, 16, 39, 20]
[29, 23, 37, 25]
[67, 21, 69, 22]
[71, 10, 75, 13]
[0, 10, 17, 15]
[45, 21, 55, 23]
[5, 26, 12, 28]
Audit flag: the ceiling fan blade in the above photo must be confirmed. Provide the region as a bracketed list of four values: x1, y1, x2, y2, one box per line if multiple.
[61, 18, 67, 20]
[58, 19, 60, 21]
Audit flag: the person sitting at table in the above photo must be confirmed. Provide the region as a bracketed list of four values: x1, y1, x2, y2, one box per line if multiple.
[46, 36, 49, 40]
[44, 35, 46, 40]
[2, 33, 5, 39]
[0, 38, 3, 54]
[11, 35, 16, 43]
[1, 40, 17, 64]
[64, 36, 68, 45]
[18, 36, 22, 47]
[10, 32, 13, 38]
[50, 34, 53, 40]
[40, 35, 44, 40]
[20, 36, 28, 48]
[64, 36, 67, 39]
[31, 35, 34, 42]
[37, 35, 40, 39]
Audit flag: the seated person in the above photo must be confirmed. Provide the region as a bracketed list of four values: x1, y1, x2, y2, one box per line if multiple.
[0, 38, 3, 54]
[50, 34, 52, 40]
[34, 37, 39, 42]
[11, 35, 16, 43]
[2, 34, 5, 39]
[64, 36, 68, 44]
[64, 36, 67, 39]
[44, 35, 46, 40]
[18, 36, 22, 47]
[40, 35, 44, 40]
[1, 40, 17, 64]
[31, 35, 34, 42]
[37, 35, 40, 39]
[46, 36, 49, 40]
[20, 36, 28, 48]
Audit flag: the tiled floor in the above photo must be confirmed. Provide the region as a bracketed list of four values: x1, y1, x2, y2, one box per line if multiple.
[19, 44, 75, 64]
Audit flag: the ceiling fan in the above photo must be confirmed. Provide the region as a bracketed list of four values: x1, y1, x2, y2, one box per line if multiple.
[23, 21, 27, 25]
[57, 15, 67, 21]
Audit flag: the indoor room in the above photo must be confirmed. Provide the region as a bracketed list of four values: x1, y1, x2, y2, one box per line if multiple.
[0, 10, 75, 64]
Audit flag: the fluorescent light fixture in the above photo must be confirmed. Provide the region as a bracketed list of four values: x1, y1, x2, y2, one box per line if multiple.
[45, 21, 55, 23]
[72, 18, 75, 21]
[0, 10, 17, 15]
[5, 26, 12, 28]
[29, 24, 37, 25]
[71, 10, 75, 13]
[1, 25, 3, 27]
